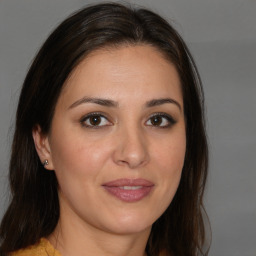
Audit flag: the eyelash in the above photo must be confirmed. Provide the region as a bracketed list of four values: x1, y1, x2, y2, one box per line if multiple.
[80, 112, 176, 129]
[146, 112, 176, 128]
[80, 112, 111, 128]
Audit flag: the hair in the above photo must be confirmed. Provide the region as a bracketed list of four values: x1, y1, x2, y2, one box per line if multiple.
[0, 2, 209, 256]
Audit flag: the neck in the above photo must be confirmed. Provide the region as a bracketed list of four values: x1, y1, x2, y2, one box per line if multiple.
[48, 200, 151, 256]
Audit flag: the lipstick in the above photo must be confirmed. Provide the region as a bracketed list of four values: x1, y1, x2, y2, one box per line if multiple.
[102, 178, 154, 202]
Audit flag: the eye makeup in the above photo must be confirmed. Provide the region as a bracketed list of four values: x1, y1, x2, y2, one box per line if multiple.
[146, 112, 177, 128]
[80, 112, 112, 128]
[79, 111, 176, 130]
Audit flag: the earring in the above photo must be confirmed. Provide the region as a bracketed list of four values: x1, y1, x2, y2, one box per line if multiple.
[43, 159, 49, 167]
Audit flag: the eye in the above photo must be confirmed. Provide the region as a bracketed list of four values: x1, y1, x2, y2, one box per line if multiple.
[80, 113, 112, 128]
[145, 113, 176, 128]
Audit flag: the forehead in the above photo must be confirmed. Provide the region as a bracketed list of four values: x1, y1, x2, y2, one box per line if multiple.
[59, 44, 183, 107]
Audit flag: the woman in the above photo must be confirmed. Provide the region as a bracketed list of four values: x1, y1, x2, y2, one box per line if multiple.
[0, 2, 209, 256]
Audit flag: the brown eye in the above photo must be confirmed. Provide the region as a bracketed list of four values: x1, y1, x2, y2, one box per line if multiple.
[150, 116, 163, 126]
[145, 113, 176, 128]
[89, 116, 101, 126]
[80, 114, 111, 128]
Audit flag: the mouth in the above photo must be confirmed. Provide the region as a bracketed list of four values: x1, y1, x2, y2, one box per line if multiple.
[102, 178, 154, 202]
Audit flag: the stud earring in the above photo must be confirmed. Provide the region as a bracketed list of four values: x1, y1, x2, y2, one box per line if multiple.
[43, 159, 49, 167]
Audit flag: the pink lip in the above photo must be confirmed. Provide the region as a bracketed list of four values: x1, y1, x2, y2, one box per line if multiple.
[102, 179, 154, 202]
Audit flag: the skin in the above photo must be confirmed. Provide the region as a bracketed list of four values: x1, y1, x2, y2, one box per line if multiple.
[33, 45, 186, 256]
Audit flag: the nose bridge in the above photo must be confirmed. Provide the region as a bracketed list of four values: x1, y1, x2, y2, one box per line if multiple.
[114, 121, 149, 169]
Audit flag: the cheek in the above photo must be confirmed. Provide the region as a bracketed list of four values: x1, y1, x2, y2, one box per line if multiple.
[157, 143, 185, 192]
[48, 126, 116, 193]
[152, 130, 186, 205]
[48, 132, 109, 208]
[50, 136, 106, 176]
[155, 130, 186, 173]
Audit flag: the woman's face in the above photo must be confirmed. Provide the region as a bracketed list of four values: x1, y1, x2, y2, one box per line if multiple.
[35, 45, 186, 235]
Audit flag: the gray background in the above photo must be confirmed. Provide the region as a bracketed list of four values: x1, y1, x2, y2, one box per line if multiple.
[0, 0, 255, 255]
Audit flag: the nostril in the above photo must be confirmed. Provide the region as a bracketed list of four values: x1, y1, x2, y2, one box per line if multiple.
[112, 128, 149, 169]
[114, 150, 149, 169]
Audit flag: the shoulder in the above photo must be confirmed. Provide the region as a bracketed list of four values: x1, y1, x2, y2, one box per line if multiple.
[10, 238, 61, 256]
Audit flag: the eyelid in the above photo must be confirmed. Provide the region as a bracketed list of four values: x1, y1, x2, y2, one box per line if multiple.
[79, 111, 176, 129]
[79, 112, 113, 128]
[146, 112, 177, 128]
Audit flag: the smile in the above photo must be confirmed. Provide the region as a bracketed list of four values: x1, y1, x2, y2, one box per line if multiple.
[120, 186, 143, 190]
[102, 179, 154, 202]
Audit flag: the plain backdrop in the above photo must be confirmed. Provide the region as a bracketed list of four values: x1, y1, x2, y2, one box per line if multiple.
[0, 0, 255, 255]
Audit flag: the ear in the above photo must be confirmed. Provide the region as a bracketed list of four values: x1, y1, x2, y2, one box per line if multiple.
[32, 125, 54, 170]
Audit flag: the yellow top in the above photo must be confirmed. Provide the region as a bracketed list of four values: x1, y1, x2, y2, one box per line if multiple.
[11, 238, 61, 256]
[11, 238, 166, 256]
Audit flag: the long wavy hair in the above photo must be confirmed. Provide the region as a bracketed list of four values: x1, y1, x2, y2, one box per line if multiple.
[0, 2, 209, 256]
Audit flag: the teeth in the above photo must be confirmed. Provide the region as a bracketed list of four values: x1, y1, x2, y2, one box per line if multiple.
[120, 186, 142, 190]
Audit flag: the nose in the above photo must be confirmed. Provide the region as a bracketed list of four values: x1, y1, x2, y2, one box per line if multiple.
[113, 125, 149, 169]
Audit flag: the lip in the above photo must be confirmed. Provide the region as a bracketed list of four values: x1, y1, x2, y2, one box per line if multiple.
[102, 178, 154, 202]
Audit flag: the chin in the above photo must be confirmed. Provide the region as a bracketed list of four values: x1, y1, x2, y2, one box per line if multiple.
[103, 212, 155, 235]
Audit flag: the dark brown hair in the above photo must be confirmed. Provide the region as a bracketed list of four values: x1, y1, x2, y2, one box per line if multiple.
[0, 2, 209, 256]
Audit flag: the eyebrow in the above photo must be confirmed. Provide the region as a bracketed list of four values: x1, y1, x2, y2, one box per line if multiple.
[68, 97, 181, 111]
[145, 98, 182, 111]
[69, 97, 118, 109]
